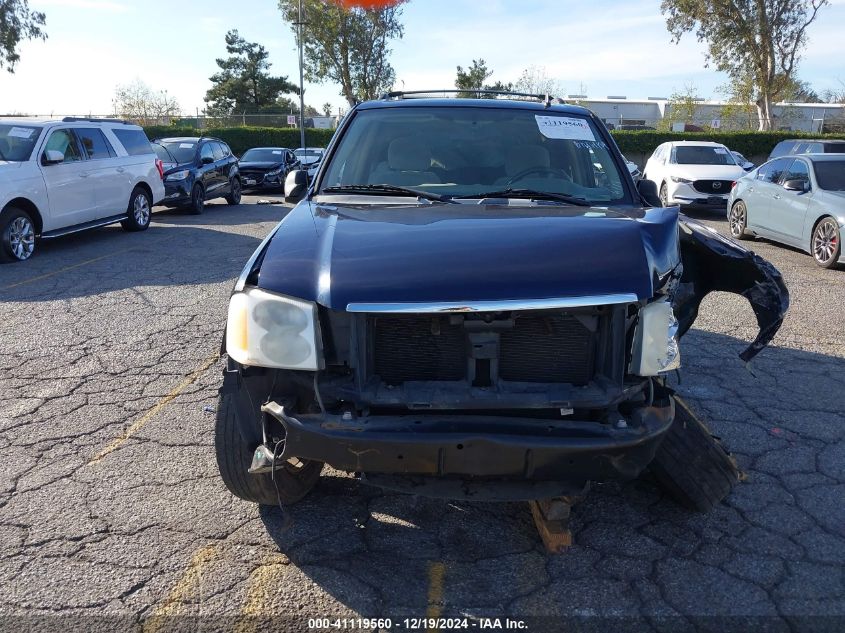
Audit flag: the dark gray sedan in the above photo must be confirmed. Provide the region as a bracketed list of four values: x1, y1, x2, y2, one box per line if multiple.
[728, 154, 845, 268]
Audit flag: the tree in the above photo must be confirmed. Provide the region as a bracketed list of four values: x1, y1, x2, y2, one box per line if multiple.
[455, 59, 511, 98]
[0, 0, 46, 72]
[205, 30, 299, 116]
[661, 0, 828, 130]
[660, 83, 703, 131]
[322, 102, 333, 116]
[279, 0, 405, 108]
[785, 79, 820, 103]
[514, 65, 563, 97]
[114, 80, 181, 125]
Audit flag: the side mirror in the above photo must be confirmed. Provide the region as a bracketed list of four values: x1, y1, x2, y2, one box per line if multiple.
[637, 179, 661, 207]
[42, 149, 65, 165]
[284, 169, 308, 201]
[201, 155, 214, 165]
[783, 179, 809, 193]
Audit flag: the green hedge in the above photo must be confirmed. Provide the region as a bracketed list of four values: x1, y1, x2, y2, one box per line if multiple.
[142, 124, 840, 161]
[609, 130, 843, 159]
[142, 125, 336, 155]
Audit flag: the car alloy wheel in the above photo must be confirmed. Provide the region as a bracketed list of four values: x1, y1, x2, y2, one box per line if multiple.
[812, 217, 841, 268]
[659, 184, 669, 207]
[226, 177, 242, 205]
[729, 202, 747, 239]
[133, 192, 151, 227]
[7, 215, 35, 261]
[191, 185, 204, 215]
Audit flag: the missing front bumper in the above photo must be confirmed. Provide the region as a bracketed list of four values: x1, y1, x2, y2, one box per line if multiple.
[260, 399, 674, 485]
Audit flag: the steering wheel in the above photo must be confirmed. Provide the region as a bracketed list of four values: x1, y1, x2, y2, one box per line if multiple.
[504, 167, 571, 188]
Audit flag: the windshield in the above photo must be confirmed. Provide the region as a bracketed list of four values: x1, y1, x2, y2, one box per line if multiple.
[0, 124, 41, 162]
[813, 160, 845, 191]
[242, 148, 287, 162]
[673, 145, 737, 165]
[152, 143, 176, 164]
[158, 140, 197, 164]
[319, 106, 626, 203]
[295, 148, 323, 160]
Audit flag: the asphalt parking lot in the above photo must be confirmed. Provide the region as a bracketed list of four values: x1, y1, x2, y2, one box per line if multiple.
[1, 195, 844, 632]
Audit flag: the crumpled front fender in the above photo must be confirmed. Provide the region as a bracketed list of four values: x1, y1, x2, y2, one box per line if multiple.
[673, 216, 790, 364]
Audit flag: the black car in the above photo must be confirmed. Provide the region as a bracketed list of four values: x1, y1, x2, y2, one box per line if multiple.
[153, 137, 241, 214]
[215, 92, 788, 518]
[768, 138, 845, 161]
[238, 147, 299, 192]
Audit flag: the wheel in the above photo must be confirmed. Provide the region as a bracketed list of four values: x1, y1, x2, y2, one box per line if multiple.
[214, 391, 322, 505]
[728, 201, 749, 240]
[120, 187, 152, 232]
[189, 184, 205, 215]
[659, 183, 669, 207]
[0, 207, 37, 262]
[225, 177, 242, 205]
[649, 396, 741, 512]
[811, 217, 841, 269]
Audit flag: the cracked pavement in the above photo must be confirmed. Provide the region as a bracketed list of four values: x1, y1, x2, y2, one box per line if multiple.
[0, 199, 843, 632]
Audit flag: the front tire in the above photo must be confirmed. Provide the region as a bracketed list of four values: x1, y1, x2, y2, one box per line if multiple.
[225, 177, 242, 205]
[0, 207, 37, 263]
[729, 201, 749, 240]
[120, 187, 152, 232]
[811, 217, 841, 269]
[649, 396, 741, 512]
[659, 183, 669, 207]
[189, 184, 205, 215]
[214, 391, 322, 506]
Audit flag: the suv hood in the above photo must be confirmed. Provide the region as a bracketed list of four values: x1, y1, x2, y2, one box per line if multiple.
[256, 201, 680, 310]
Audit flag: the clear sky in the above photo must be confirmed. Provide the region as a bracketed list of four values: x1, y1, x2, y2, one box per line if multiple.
[1, 0, 843, 117]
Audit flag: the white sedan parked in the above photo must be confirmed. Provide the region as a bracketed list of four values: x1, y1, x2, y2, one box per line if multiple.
[642, 141, 747, 211]
[0, 118, 165, 262]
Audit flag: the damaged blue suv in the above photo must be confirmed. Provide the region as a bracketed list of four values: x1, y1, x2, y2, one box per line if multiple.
[216, 92, 788, 514]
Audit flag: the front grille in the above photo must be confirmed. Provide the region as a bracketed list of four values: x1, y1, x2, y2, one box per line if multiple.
[240, 171, 265, 183]
[370, 312, 596, 386]
[693, 179, 732, 194]
[500, 314, 595, 384]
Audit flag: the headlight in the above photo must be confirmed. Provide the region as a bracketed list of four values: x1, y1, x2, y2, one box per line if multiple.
[226, 288, 322, 370]
[630, 300, 681, 376]
[165, 170, 191, 181]
[671, 176, 692, 184]
[266, 168, 282, 176]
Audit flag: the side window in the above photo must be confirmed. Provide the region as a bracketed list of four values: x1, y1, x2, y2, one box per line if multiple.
[757, 158, 791, 183]
[782, 159, 810, 187]
[43, 129, 84, 163]
[286, 151, 294, 163]
[211, 142, 225, 161]
[112, 128, 154, 156]
[653, 145, 665, 162]
[805, 142, 822, 154]
[200, 143, 214, 163]
[74, 128, 115, 160]
[220, 143, 231, 157]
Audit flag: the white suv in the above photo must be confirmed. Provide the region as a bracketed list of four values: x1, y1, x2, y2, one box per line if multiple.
[0, 118, 165, 263]
[642, 141, 747, 211]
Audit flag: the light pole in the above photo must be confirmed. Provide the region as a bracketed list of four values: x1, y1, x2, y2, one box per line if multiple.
[297, 0, 306, 150]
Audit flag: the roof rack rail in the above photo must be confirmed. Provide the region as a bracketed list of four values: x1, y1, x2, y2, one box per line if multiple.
[61, 117, 131, 124]
[379, 89, 566, 108]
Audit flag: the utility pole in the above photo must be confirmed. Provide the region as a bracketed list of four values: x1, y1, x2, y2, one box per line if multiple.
[297, 0, 306, 150]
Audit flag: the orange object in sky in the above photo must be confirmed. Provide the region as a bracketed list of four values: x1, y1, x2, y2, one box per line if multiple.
[333, 0, 402, 8]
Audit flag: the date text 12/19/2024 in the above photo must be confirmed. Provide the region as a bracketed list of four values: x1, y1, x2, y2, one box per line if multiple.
[308, 618, 529, 630]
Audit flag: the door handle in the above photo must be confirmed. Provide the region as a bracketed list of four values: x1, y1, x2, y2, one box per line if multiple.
[116, 167, 125, 173]
[773, 194, 781, 200]
[80, 172, 90, 178]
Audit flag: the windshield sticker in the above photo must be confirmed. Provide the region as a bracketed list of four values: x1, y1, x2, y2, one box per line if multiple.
[179, 143, 195, 149]
[573, 140, 608, 150]
[535, 115, 595, 141]
[272, 150, 282, 154]
[8, 127, 35, 139]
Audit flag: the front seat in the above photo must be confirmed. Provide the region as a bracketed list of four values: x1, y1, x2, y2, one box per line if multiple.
[495, 145, 551, 186]
[369, 137, 441, 186]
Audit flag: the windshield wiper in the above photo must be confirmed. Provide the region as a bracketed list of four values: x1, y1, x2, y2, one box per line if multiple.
[322, 184, 457, 203]
[451, 188, 591, 207]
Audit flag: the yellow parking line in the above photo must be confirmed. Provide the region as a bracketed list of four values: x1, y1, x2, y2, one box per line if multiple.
[1, 232, 177, 291]
[142, 543, 220, 633]
[235, 554, 291, 632]
[88, 352, 220, 464]
[426, 561, 446, 631]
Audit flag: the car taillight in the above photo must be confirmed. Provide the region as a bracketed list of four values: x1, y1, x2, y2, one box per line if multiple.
[155, 158, 164, 179]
